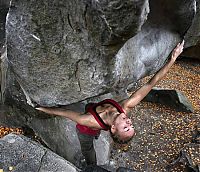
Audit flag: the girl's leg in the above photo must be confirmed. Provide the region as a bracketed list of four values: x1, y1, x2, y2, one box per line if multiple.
[76, 129, 97, 165]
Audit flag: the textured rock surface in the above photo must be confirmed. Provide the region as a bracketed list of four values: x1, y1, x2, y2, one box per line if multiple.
[0, 134, 79, 172]
[6, 0, 149, 106]
[115, 0, 197, 90]
[4, 0, 199, 106]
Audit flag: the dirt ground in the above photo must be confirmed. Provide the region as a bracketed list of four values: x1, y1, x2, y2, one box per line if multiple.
[110, 58, 200, 172]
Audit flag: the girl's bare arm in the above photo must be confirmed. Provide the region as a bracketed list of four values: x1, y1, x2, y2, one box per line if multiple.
[122, 41, 184, 113]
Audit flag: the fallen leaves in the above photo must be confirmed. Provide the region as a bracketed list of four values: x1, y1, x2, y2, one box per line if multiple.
[0, 127, 23, 138]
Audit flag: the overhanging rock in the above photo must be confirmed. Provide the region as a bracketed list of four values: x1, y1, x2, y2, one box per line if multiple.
[3, 0, 200, 106]
[6, 0, 149, 106]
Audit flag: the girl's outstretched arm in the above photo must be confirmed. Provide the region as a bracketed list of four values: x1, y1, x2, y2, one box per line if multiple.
[36, 107, 90, 126]
[122, 40, 184, 113]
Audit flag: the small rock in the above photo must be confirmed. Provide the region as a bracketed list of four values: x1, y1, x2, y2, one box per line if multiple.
[0, 134, 79, 172]
[143, 87, 194, 112]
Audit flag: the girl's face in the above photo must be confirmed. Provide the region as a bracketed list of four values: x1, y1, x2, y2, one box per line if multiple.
[111, 113, 135, 140]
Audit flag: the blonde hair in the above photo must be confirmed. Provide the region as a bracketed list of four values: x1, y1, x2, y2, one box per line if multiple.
[109, 129, 133, 144]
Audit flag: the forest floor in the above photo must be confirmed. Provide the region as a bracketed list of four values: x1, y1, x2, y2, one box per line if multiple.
[110, 58, 200, 172]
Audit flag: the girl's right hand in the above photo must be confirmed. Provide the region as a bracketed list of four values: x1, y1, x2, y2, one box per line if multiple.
[171, 40, 184, 62]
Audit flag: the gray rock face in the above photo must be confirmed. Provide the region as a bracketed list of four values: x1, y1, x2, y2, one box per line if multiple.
[0, 134, 79, 172]
[5, 0, 199, 106]
[6, 0, 149, 106]
[114, 0, 197, 90]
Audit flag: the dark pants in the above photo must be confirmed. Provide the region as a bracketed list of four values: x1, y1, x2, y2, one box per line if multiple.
[76, 129, 99, 165]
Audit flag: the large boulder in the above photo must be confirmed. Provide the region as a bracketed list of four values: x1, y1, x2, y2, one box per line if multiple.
[3, 0, 200, 106]
[4, 0, 198, 106]
[5, 0, 149, 106]
[114, 0, 196, 90]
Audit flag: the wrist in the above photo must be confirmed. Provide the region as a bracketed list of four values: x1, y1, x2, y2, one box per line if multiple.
[170, 57, 176, 63]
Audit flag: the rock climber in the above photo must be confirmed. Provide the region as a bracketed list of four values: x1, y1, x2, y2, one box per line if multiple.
[36, 40, 184, 165]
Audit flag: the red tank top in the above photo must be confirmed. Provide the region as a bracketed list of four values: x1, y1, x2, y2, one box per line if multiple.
[76, 99, 125, 136]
